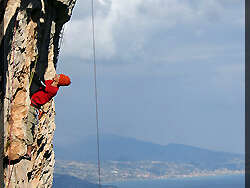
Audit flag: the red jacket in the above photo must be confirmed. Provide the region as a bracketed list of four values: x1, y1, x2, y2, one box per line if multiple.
[31, 80, 59, 108]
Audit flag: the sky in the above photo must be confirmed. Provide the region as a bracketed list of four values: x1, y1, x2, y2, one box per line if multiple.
[54, 0, 245, 154]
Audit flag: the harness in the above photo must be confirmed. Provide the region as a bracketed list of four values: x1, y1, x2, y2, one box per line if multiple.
[30, 99, 44, 120]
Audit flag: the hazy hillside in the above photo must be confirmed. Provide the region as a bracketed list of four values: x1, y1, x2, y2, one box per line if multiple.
[54, 135, 244, 183]
[54, 134, 243, 168]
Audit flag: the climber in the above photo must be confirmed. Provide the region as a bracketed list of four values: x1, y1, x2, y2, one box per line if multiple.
[23, 73, 71, 160]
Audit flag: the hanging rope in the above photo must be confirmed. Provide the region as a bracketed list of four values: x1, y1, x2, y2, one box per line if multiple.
[91, 0, 102, 187]
[58, 25, 65, 53]
[7, 164, 14, 188]
[29, 55, 38, 87]
[54, 25, 65, 64]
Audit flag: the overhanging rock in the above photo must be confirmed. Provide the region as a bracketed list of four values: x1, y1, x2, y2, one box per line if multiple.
[0, 0, 77, 187]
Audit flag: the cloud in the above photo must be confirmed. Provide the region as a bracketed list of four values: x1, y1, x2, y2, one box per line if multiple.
[61, 0, 243, 64]
[58, 0, 244, 100]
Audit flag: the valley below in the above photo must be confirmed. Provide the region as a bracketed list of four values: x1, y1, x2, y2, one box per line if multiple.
[54, 159, 244, 183]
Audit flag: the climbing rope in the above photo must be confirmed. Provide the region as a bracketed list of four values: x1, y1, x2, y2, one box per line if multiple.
[29, 55, 38, 87]
[91, 0, 102, 187]
[54, 24, 65, 64]
[7, 164, 14, 188]
[58, 25, 65, 53]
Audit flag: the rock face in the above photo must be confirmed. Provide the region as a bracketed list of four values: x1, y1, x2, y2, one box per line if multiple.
[0, 0, 76, 187]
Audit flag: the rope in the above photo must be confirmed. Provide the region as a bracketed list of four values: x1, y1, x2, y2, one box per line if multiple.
[58, 25, 65, 52]
[7, 17, 17, 188]
[7, 164, 14, 188]
[55, 25, 65, 64]
[29, 55, 38, 87]
[91, 0, 101, 187]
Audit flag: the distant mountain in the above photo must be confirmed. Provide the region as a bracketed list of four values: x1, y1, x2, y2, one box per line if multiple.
[53, 174, 117, 188]
[54, 134, 243, 169]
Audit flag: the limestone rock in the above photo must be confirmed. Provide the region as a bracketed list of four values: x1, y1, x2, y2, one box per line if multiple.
[0, 0, 76, 187]
[53, 0, 77, 23]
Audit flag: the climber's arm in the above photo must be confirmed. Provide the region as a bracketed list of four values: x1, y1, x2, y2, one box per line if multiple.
[32, 73, 46, 89]
[44, 80, 58, 96]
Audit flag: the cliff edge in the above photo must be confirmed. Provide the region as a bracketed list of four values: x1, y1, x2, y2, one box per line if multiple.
[0, 0, 76, 187]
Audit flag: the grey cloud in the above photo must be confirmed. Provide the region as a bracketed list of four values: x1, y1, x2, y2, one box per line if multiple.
[62, 0, 243, 63]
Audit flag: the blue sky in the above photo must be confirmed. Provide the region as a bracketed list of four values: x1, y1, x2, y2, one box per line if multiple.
[54, 0, 244, 154]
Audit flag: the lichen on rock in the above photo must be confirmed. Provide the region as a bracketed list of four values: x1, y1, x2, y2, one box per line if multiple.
[0, 0, 76, 187]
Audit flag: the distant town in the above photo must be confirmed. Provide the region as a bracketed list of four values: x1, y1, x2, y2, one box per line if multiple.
[55, 160, 244, 183]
